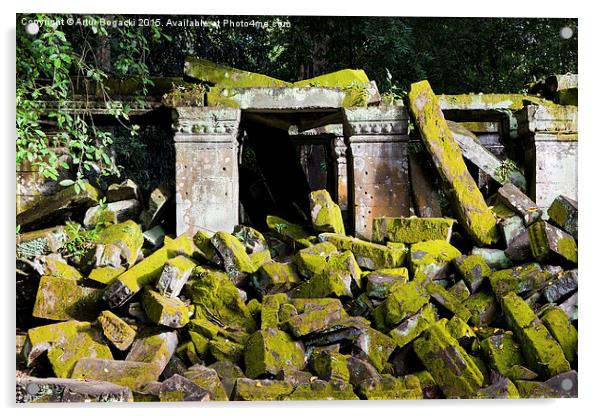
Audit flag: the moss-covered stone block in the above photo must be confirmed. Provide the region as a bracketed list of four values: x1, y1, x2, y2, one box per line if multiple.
[266, 215, 316, 248]
[547, 195, 578, 239]
[541, 307, 577, 363]
[88, 266, 125, 285]
[464, 291, 498, 327]
[158, 374, 211, 402]
[409, 240, 462, 281]
[501, 292, 571, 378]
[489, 263, 548, 299]
[389, 304, 437, 349]
[293, 241, 338, 278]
[528, 220, 578, 265]
[252, 260, 300, 299]
[125, 330, 178, 377]
[209, 360, 245, 399]
[372, 216, 454, 244]
[210, 336, 245, 362]
[210, 231, 258, 285]
[233, 378, 295, 401]
[41, 256, 82, 280]
[319, 233, 406, 270]
[365, 268, 409, 299]
[260, 293, 288, 329]
[309, 189, 345, 235]
[71, 358, 158, 390]
[453, 254, 492, 292]
[293, 68, 369, 88]
[352, 327, 397, 372]
[286, 302, 342, 337]
[426, 282, 472, 322]
[95, 220, 144, 267]
[310, 350, 350, 382]
[357, 374, 422, 400]
[192, 229, 222, 266]
[474, 376, 520, 399]
[244, 328, 305, 379]
[156, 255, 197, 297]
[480, 332, 532, 380]
[284, 380, 358, 400]
[413, 319, 484, 398]
[183, 364, 229, 401]
[97, 310, 136, 350]
[141, 288, 190, 328]
[448, 280, 471, 302]
[497, 182, 542, 226]
[291, 251, 361, 298]
[33, 275, 103, 321]
[373, 280, 430, 330]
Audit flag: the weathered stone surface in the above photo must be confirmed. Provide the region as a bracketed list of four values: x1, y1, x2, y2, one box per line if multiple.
[244, 328, 305, 379]
[106, 179, 140, 203]
[210, 336, 244, 362]
[528, 220, 577, 265]
[16, 376, 133, 403]
[470, 247, 513, 270]
[388, 304, 437, 349]
[320, 232, 406, 270]
[497, 182, 542, 226]
[373, 280, 429, 330]
[448, 279, 470, 302]
[97, 310, 136, 350]
[541, 307, 577, 363]
[474, 374, 520, 399]
[140, 183, 172, 230]
[464, 292, 498, 327]
[284, 379, 358, 400]
[408, 150, 444, 218]
[126, 330, 178, 376]
[93, 220, 144, 268]
[183, 364, 228, 401]
[158, 374, 211, 402]
[346, 356, 381, 387]
[559, 291, 578, 321]
[71, 358, 158, 390]
[310, 350, 350, 382]
[233, 378, 295, 401]
[103, 234, 197, 308]
[499, 215, 527, 247]
[35, 255, 82, 280]
[142, 288, 190, 328]
[414, 370, 441, 399]
[209, 360, 245, 399]
[185, 56, 291, 87]
[543, 269, 578, 303]
[357, 374, 422, 400]
[88, 266, 125, 285]
[501, 292, 570, 378]
[32, 275, 103, 321]
[266, 215, 315, 248]
[17, 226, 67, 259]
[156, 255, 197, 297]
[252, 260, 300, 299]
[286, 302, 342, 337]
[426, 282, 471, 322]
[211, 231, 257, 285]
[413, 319, 484, 398]
[514, 370, 578, 398]
[291, 251, 361, 298]
[548, 195, 578, 239]
[83, 199, 141, 228]
[365, 267, 409, 299]
[480, 332, 532, 380]
[453, 254, 491, 292]
[372, 216, 454, 244]
[489, 263, 548, 299]
[409, 240, 461, 281]
[293, 241, 337, 278]
[143, 225, 166, 248]
[310, 189, 345, 235]
[192, 229, 221, 265]
[17, 182, 100, 230]
[504, 229, 532, 262]
[408, 81, 498, 245]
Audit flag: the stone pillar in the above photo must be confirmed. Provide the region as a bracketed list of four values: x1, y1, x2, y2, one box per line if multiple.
[518, 104, 578, 213]
[343, 106, 411, 240]
[333, 135, 348, 213]
[172, 107, 241, 236]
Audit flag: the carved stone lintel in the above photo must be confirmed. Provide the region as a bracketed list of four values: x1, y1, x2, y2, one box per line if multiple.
[172, 107, 241, 140]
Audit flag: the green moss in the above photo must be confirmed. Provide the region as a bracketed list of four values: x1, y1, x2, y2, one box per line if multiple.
[409, 239, 462, 280]
[354, 327, 397, 372]
[365, 267, 410, 299]
[185, 57, 291, 88]
[408, 81, 499, 245]
[311, 350, 350, 382]
[309, 189, 345, 235]
[480, 332, 526, 379]
[97, 310, 136, 350]
[372, 217, 454, 244]
[285, 302, 342, 337]
[293, 69, 369, 88]
[464, 291, 497, 327]
[261, 293, 289, 329]
[489, 263, 547, 299]
[211, 231, 258, 282]
[142, 288, 190, 328]
[389, 304, 437, 348]
[32, 275, 103, 321]
[192, 229, 222, 265]
[266, 215, 316, 248]
[233, 378, 295, 401]
[43, 257, 82, 280]
[373, 280, 429, 330]
[278, 303, 298, 324]
[183, 365, 228, 401]
[252, 260, 300, 298]
[426, 282, 472, 322]
[557, 237, 578, 263]
[88, 266, 125, 285]
[97, 220, 144, 267]
[357, 374, 423, 400]
[244, 328, 305, 379]
[247, 298, 261, 321]
[291, 251, 360, 298]
[210, 336, 245, 362]
[189, 331, 210, 358]
[71, 358, 158, 390]
[453, 254, 491, 291]
[541, 307, 578, 362]
[528, 221, 577, 264]
[284, 380, 358, 400]
[320, 233, 407, 270]
[294, 241, 338, 278]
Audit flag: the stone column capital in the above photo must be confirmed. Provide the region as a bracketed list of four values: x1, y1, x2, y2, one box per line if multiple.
[172, 107, 241, 142]
[342, 106, 409, 139]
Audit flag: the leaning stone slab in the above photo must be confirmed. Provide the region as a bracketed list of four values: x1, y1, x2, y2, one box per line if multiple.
[252, 260, 300, 299]
[244, 328, 305, 379]
[407, 80, 498, 245]
[543, 269, 578, 303]
[389, 304, 437, 349]
[140, 183, 172, 230]
[266, 215, 315, 248]
[541, 307, 578, 363]
[291, 251, 361, 298]
[32, 275, 103, 321]
[16, 376, 133, 403]
[16, 226, 67, 259]
[106, 179, 140, 203]
[470, 247, 513, 270]
[310, 189, 345, 235]
[286, 302, 342, 337]
[501, 292, 571, 378]
[319, 232, 406, 270]
[413, 319, 484, 398]
[453, 254, 492, 292]
[17, 182, 100, 230]
[159, 374, 211, 402]
[489, 262, 548, 299]
[372, 216, 454, 244]
[497, 182, 542, 226]
[211, 231, 257, 285]
[357, 374, 422, 400]
[103, 234, 197, 308]
[528, 220, 578, 265]
[548, 195, 578, 239]
[142, 288, 190, 328]
[71, 358, 159, 390]
[83, 199, 141, 228]
[409, 240, 461, 281]
[365, 268, 409, 299]
[97, 310, 136, 351]
[183, 364, 228, 401]
[233, 378, 295, 401]
[373, 280, 429, 331]
[293, 241, 338, 278]
[156, 255, 197, 297]
[22, 320, 113, 378]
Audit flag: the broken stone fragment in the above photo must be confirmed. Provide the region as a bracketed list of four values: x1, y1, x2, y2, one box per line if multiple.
[71, 358, 159, 390]
[278, 302, 298, 324]
[389, 304, 437, 349]
[156, 255, 197, 298]
[293, 241, 338, 278]
[470, 247, 513, 270]
[426, 282, 472, 322]
[192, 229, 221, 266]
[159, 374, 211, 402]
[474, 374, 520, 399]
[453, 254, 492, 292]
[464, 291, 498, 327]
[97, 310, 137, 351]
[407, 81, 498, 245]
[252, 260, 300, 299]
[291, 250, 361, 299]
[548, 195, 578, 239]
[126, 330, 178, 377]
[260, 293, 288, 329]
[310, 350, 350, 382]
[365, 268, 409, 299]
[32, 275, 103, 321]
[17, 226, 67, 259]
[211, 231, 258, 285]
[36, 255, 82, 280]
[319, 233, 406, 270]
[209, 336, 245, 362]
[284, 379, 358, 400]
[209, 360, 245, 399]
[189, 330, 210, 359]
[93, 220, 144, 268]
[141, 288, 190, 328]
[372, 216, 454, 244]
[232, 224, 269, 253]
[303, 316, 369, 347]
[346, 356, 381, 387]
[528, 220, 578, 265]
[499, 215, 526, 247]
[357, 374, 422, 400]
[106, 179, 140, 203]
[187, 267, 256, 333]
[373, 280, 429, 331]
[489, 262, 548, 299]
[83, 199, 141, 228]
[266, 215, 315, 248]
[286, 302, 342, 337]
[445, 315, 477, 350]
[309, 189, 345, 235]
[413, 319, 484, 398]
[233, 378, 295, 401]
[543, 269, 578, 303]
[22, 320, 112, 378]
[17, 182, 100, 231]
[103, 234, 197, 308]
[16, 376, 133, 403]
[448, 280, 470, 302]
[504, 229, 532, 262]
[501, 292, 571, 378]
[244, 328, 305, 379]
[352, 327, 397, 373]
[480, 332, 530, 380]
[140, 183, 172, 230]
[143, 225, 166, 248]
[409, 240, 461, 281]
[497, 182, 542, 226]
[275, 369, 314, 385]
[183, 364, 228, 401]
[514, 370, 578, 398]
[541, 307, 578, 363]
[87, 266, 125, 285]
[558, 291, 578, 321]
[414, 370, 441, 399]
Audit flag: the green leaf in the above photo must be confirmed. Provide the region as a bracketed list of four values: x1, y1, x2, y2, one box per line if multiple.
[59, 179, 75, 187]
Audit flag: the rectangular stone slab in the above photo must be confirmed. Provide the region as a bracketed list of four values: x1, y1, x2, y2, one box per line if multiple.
[16, 376, 133, 403]
[32, 275, 103, 321]
[372, 217, 454, 244]
[407, 80, 498, 245]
